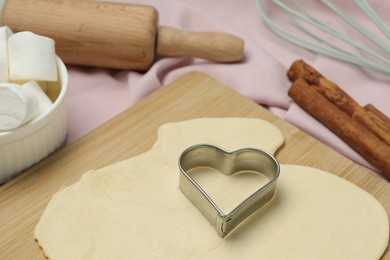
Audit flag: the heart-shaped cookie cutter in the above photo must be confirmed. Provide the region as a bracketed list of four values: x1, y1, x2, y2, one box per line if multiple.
[179, 144, 280, 238]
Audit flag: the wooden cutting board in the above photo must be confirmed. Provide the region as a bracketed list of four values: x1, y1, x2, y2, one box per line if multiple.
[0, 72, 389, 259]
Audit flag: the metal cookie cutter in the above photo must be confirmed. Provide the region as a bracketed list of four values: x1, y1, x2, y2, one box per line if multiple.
[179, 144, 280, 238]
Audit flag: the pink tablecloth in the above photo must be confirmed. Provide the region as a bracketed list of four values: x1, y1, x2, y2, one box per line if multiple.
[65, 0, 390, 174]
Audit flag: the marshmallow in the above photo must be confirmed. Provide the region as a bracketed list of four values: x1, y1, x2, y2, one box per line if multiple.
[0, 26, 13, 82]
[10, 80, 49, 93]
[23, 81, 53, 114]
[8, 31, 57, 81]
[0, 83, 40, 131]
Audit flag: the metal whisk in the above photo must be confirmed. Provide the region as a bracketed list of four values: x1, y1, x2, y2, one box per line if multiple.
[256, 0, 390, 75]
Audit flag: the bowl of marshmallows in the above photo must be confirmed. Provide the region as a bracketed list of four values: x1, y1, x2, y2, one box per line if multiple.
[0, 26, 68, 184]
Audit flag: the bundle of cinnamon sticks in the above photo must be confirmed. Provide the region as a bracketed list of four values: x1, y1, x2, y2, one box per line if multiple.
[287, 60, 390, 179]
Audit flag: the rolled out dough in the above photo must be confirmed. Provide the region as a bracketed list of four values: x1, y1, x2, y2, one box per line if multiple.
[35, 118, 389, 259]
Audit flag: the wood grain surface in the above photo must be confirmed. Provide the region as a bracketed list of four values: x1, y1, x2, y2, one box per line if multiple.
[0, 72, 389, 259]
[1, 0, 158, 70]
[1, 0, 244, 70]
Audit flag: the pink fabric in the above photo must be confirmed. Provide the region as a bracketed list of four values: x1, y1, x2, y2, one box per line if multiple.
[65, 0, 389, 174]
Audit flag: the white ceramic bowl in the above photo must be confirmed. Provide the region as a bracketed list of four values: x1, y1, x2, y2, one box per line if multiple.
[0, 57, 68, 184]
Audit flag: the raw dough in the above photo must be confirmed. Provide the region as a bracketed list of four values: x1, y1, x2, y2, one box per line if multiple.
[35, 118, 389, 259]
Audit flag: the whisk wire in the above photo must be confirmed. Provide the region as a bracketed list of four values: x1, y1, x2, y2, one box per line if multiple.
[256, 0, 390, 75]
[288, 0, 390, 67]
[320, 0, 390, 55]
[355, 0, 390, 40]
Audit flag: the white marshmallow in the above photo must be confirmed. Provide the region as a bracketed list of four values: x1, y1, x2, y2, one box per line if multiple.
[0, 83, 40, 131]
[8, 31, 57, 81]
[23, 81, 53, 114]
[0, 26, 13, 82]
[9, 80, 49, 93]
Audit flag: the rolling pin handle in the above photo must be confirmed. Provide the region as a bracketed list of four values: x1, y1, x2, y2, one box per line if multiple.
[156, 26, 244, 63]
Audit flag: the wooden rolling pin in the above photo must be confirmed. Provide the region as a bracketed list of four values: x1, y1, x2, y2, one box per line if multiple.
[0, 0, 244, 70]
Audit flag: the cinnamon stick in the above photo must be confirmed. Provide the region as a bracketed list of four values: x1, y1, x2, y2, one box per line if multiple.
[364, 104, 390, 126]
[288, 60, 390, 154]
[287, 60, 360, 116]
[288, 79, 390, 177]
[353, 107, 390, 146]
